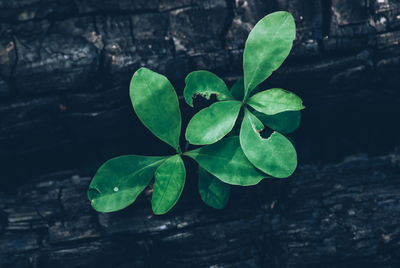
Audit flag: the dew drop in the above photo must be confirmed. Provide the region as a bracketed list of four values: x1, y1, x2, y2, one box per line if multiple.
[113, 187, 119, 192]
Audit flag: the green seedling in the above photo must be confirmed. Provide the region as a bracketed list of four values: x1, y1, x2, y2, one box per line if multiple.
[88, 11, 305, 214]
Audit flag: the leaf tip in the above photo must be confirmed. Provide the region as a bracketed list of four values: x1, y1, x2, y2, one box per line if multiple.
[87, 187, 100, 202]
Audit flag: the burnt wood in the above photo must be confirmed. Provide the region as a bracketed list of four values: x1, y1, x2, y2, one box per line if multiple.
[0, 0, 400, 184]
[1, 152, 400, 267]
[1, 0, 400, 267]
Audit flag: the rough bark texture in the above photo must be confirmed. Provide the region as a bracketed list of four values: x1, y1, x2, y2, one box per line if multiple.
[1, 0, 400, 181]
[1, 152, 400, 267]
[1, 0, 400, 267]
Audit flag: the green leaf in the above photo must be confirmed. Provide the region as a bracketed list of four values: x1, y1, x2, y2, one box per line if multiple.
[247, 88, 305, 115]
[198, 167, 230, 209]
[254, 110, 301, 134]
[184, 70, 233, 107]
[230, 78, 261, 101]
[185, 136, 266, 186]
[185, 100, 242, 145]
[230, 77, 245, 100]
[152, 155, 186, 215]
[240, 110, 297, 178]
[88, 155, 167, 213]
[130, 67, 182, 151]
[243, 11, 296, 98]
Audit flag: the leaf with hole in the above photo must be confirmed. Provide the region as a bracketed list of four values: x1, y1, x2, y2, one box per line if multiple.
[130, 67, 182, 151]
[198, 167, 230, 209]
[247, 88, 305, 115]
[240, 110, 297, 178]
[185, 100, 242, 145]
[243, 11, 296, 98]
[152, 155, 186, 215]
[88, 155, 167, 213]
[184, 70, 233, 107]
[88, 11, 305, 215]
[186, 136, 266, 186]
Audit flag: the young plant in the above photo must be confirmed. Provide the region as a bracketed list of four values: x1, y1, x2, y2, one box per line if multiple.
[87, 11, 305, 214]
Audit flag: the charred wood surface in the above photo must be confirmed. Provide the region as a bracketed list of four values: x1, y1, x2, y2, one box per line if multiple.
[1, 152, 400, 267]
[0, 0, 400, 185]
[1, 1, 400, 267]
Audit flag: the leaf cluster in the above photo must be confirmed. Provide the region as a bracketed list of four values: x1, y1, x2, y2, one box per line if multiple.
[88, 11, 305, 214]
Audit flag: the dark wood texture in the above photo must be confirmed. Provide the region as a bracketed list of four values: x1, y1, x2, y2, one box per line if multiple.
[1, 152, 400, 267]
[1, 0, 400, 179]
[1, 0, 400, 267]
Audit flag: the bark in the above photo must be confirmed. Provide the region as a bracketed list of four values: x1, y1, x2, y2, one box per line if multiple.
[1, 152, 400, 267]
[0, 0, 400, 180]
[1, 0, 400, 267]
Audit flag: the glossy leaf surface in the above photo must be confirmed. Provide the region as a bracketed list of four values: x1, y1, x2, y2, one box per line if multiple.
[185, 100, 242, 145]
[186, 136, 266, 186]
[240, 110, 297, 178]
[243, 11, 296, 97]
[88, 155, 167, 213]
[198, 167, 230, 209]
[254, 111, 301, 134]
[130, 67, 181, 151]
[152, 155, 185, 215]
[184, 70, 233, 107]
[247, 88, 305, 115]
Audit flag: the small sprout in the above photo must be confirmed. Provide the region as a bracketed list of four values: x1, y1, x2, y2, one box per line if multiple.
[88, 11, 305, 215]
